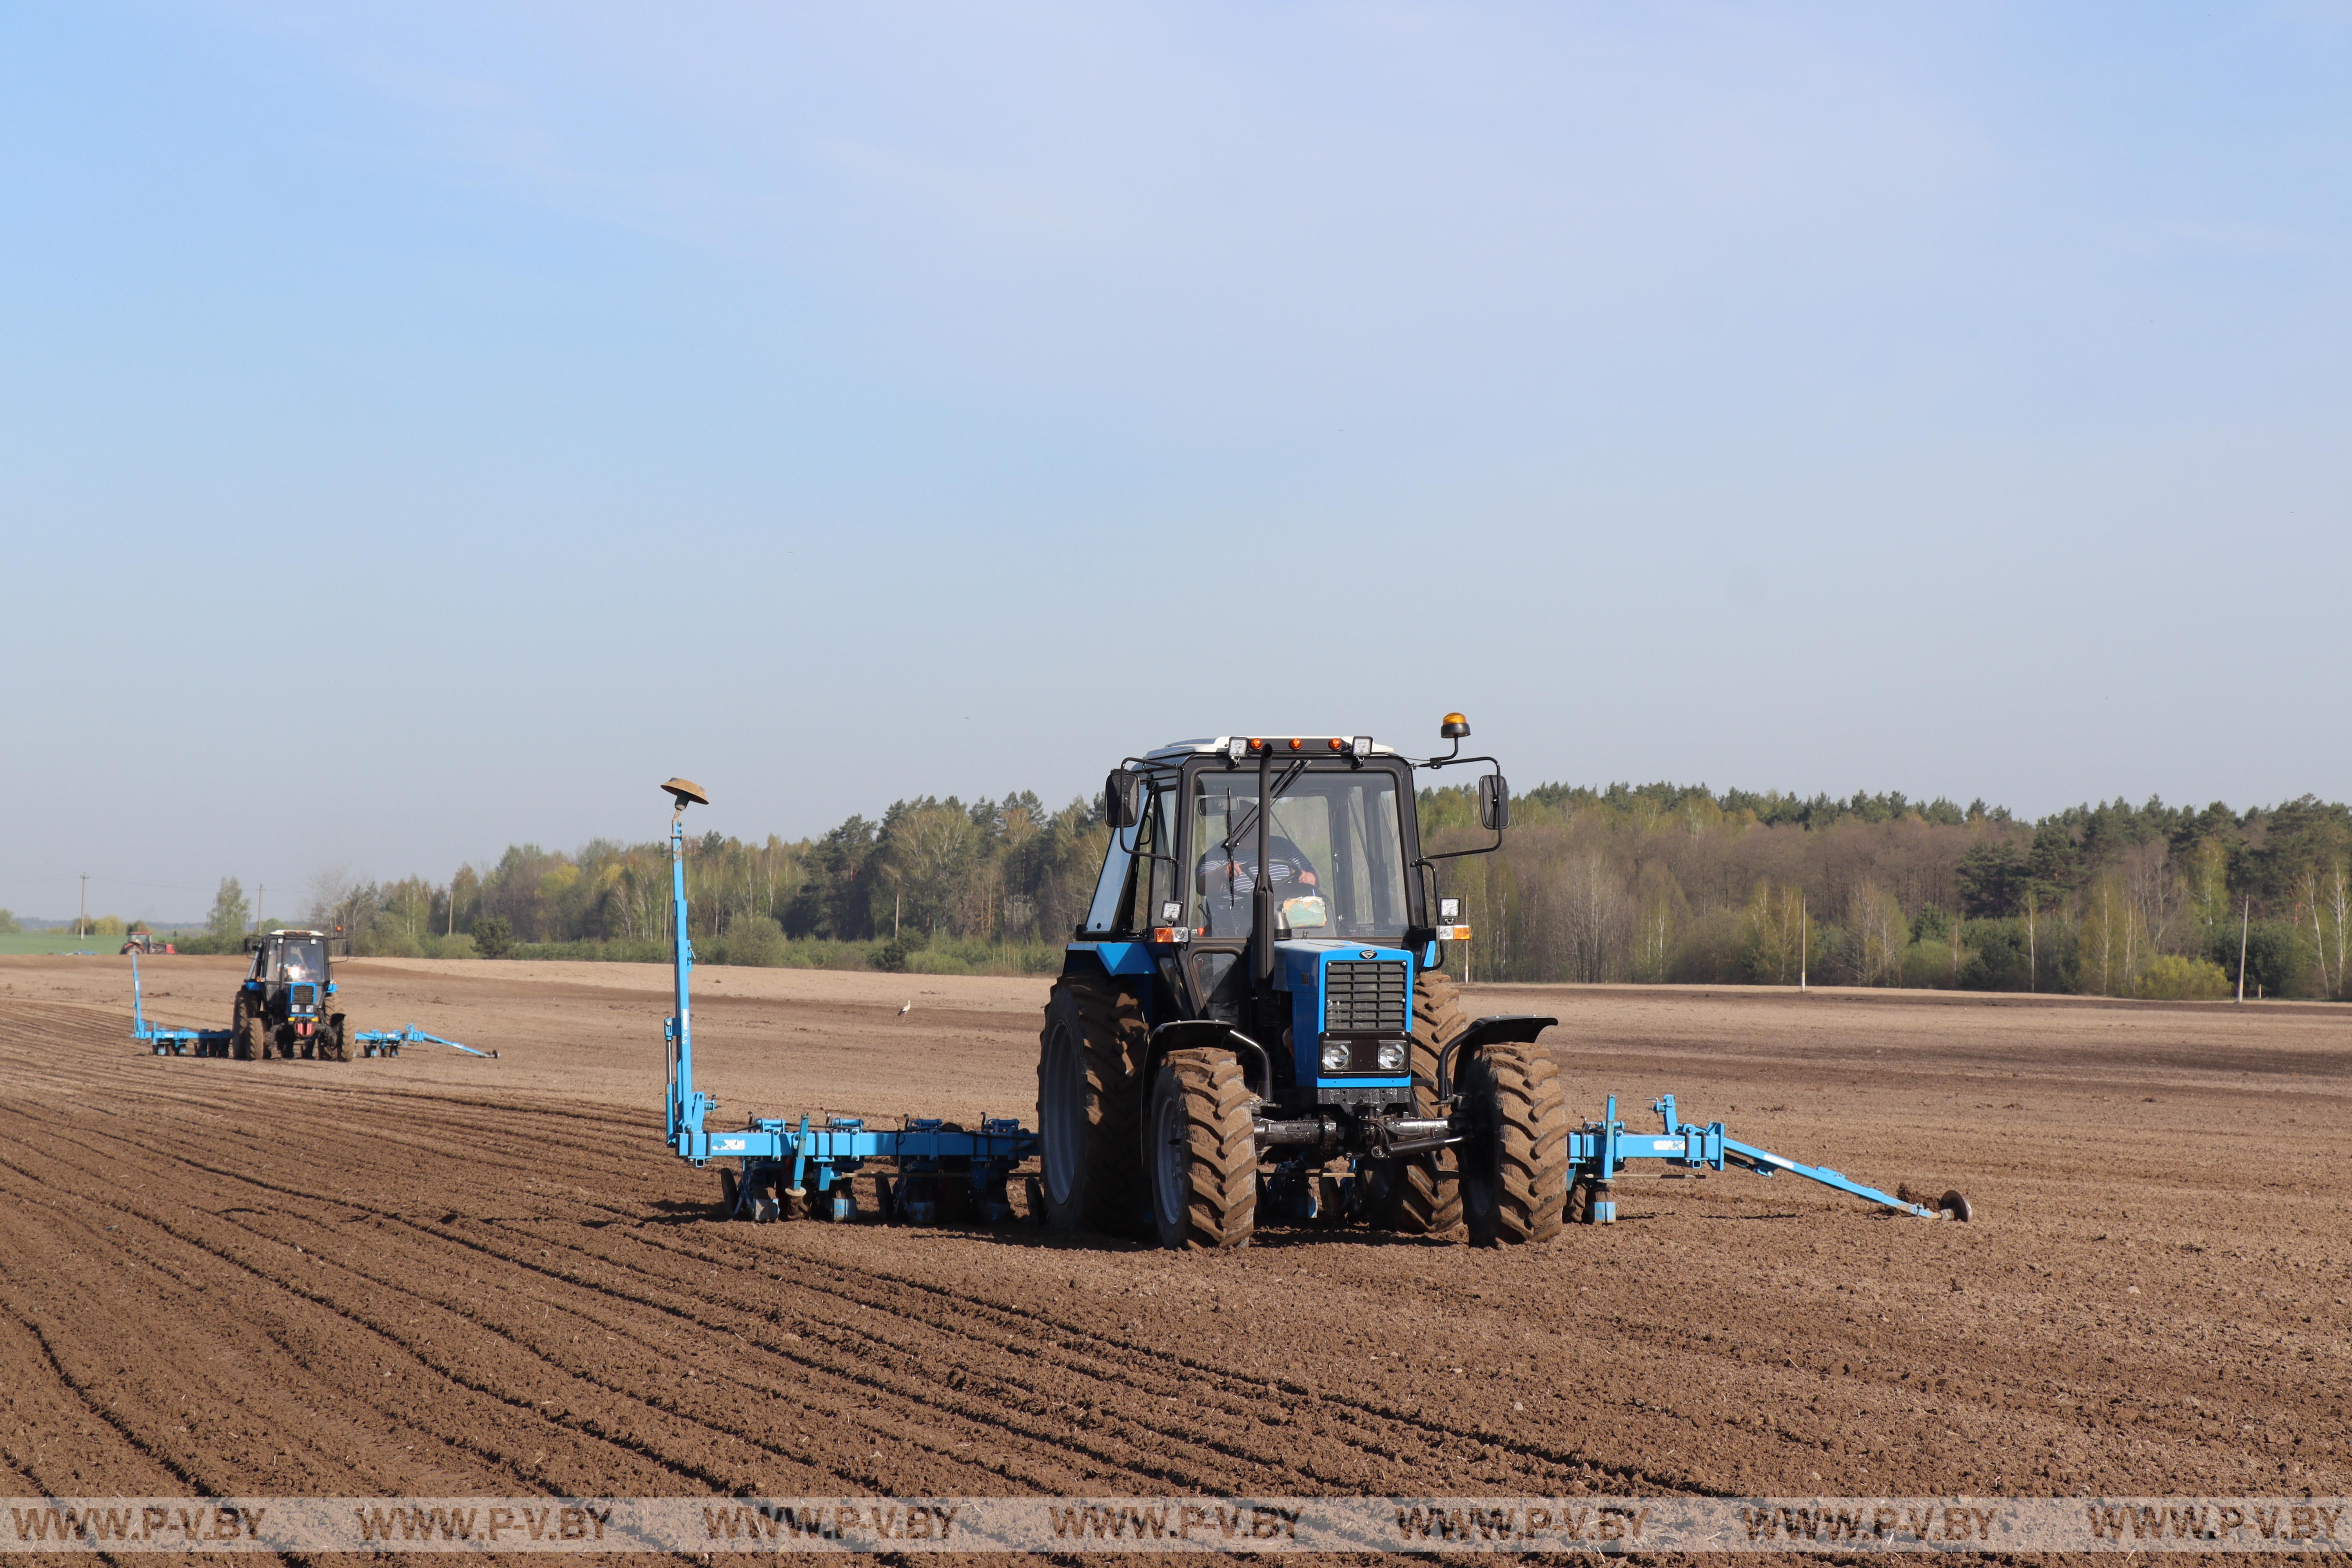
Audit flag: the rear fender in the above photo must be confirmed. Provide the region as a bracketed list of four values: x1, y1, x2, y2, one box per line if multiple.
[1063, 940, 1156, 980]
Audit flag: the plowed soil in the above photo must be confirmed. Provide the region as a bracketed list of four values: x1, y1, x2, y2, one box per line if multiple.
[2, 954, 2347, 1561]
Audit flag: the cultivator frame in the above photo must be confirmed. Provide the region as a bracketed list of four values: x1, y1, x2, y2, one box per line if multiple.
[1564, 1092, 1968, 1225]
[657, 780, 1041, 1225]
[132, 956, 232, 1056]
[349, 1025, 496, 1059]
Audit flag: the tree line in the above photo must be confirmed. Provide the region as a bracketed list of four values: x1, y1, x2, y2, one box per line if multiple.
[1425, 785, 2350, 1000]
[172, 782, 2351, 998]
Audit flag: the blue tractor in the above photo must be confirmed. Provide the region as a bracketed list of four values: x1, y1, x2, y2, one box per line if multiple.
[230, 928, 351, 1060]
[1038, 715, 1568, 1250]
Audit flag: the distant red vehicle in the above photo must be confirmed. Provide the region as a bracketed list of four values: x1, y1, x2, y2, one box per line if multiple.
[120, 933, 176, 955]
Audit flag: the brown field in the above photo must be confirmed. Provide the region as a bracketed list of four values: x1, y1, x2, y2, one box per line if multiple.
[0, 953, 2347, 1559]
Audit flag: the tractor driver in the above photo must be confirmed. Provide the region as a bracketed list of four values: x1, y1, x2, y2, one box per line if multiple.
[1195, 836, 1320, 937]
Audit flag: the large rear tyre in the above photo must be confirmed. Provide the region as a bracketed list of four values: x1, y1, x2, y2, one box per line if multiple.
[1146, 1049, 1256, 1250]
[1460, 1044, 1568, 1247]
[234, 1009, 265, 1062]
[321, 1014, 350, 1062]
[1367, 969, 1466, 1235]
[1035, 978, 1148, 1236]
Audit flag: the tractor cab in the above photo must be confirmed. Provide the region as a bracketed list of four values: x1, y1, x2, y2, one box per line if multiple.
[1076, 738, 1431, 1110]
[254, 932, 330, 986]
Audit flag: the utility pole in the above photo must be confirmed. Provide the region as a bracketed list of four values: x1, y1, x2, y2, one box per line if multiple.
[258, 884, 266, 935]
[1798, 892, 1807, 990]
[2237, 897, 2251, 1004]
[79, 875, 88, 938]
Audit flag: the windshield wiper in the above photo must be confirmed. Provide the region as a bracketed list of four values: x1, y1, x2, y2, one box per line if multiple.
[1223, 759, 1309, 851]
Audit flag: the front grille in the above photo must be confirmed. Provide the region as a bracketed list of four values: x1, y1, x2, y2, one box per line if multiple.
[1324, 959, 1408, 1034]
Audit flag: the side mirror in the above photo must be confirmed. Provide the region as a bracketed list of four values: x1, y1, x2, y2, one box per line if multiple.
[1104, 770, 1144, 829]
[1477, 774, 1510, 832]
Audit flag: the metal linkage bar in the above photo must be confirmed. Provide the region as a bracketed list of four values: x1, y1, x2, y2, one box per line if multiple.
[352, 1026, 496, 1059]
[1566, 1093, 1965, 1224]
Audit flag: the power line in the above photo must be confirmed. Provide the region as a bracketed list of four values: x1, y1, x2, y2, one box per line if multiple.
[0, 873, 243, 894]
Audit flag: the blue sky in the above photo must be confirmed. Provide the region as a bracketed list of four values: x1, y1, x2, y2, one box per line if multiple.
[4, 2, 2348, 920]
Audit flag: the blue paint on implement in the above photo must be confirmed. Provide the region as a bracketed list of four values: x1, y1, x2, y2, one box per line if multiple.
[659, 780, 1040, 1225]
[1567, 1092, 1967, 1224]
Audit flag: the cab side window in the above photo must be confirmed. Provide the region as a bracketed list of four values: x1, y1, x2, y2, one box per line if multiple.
[1120, 799, 1157, 931]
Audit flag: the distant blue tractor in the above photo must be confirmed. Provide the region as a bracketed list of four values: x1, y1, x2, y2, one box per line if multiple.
[1039, 716, 1566, 1250]
[231, 929, 350, 1060]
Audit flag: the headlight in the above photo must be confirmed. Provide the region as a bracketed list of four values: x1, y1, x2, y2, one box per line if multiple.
[1376, 1041, 1407, 1071]
[1319, 1041, 1350, 1073]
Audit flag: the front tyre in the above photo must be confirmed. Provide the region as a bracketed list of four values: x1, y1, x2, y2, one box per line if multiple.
[1459, 1044, 1569, 1247]
[1035, 978, 1148, 1236]
[1367, 968, 1467, 1235]
[1146, 1049, 1256, 1250]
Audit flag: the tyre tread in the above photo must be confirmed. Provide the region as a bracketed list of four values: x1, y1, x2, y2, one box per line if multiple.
[1464, 1044, 1569, 1245]
[1370, 969, 1466, 1234]
[1158, 1049, 1256, 1250]
[1036, 976, 1150, 1234]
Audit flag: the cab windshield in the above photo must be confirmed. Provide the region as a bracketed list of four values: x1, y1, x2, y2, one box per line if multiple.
[1189, 766, 1410, 942]
[275, 938, 327, 983]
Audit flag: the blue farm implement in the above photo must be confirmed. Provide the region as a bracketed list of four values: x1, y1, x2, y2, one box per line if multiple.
[350, 1025, 496, 1059]
[659, 779, 1040, 1225]
[133, 953, 488, 1060]
[656, 767, 1965, 1238]
[1563, 1092, 1969, 1225]
[131, 955, 232, 1056]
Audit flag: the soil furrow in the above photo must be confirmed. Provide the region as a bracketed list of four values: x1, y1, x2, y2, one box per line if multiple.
[4, 952, 2345, 1527]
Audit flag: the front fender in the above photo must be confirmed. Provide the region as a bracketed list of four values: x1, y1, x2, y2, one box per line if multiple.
[1455, 1014, 1557, 1053]
[1438, 1013, 1558, 1100]
[1145, 1020, 1274, 1101]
